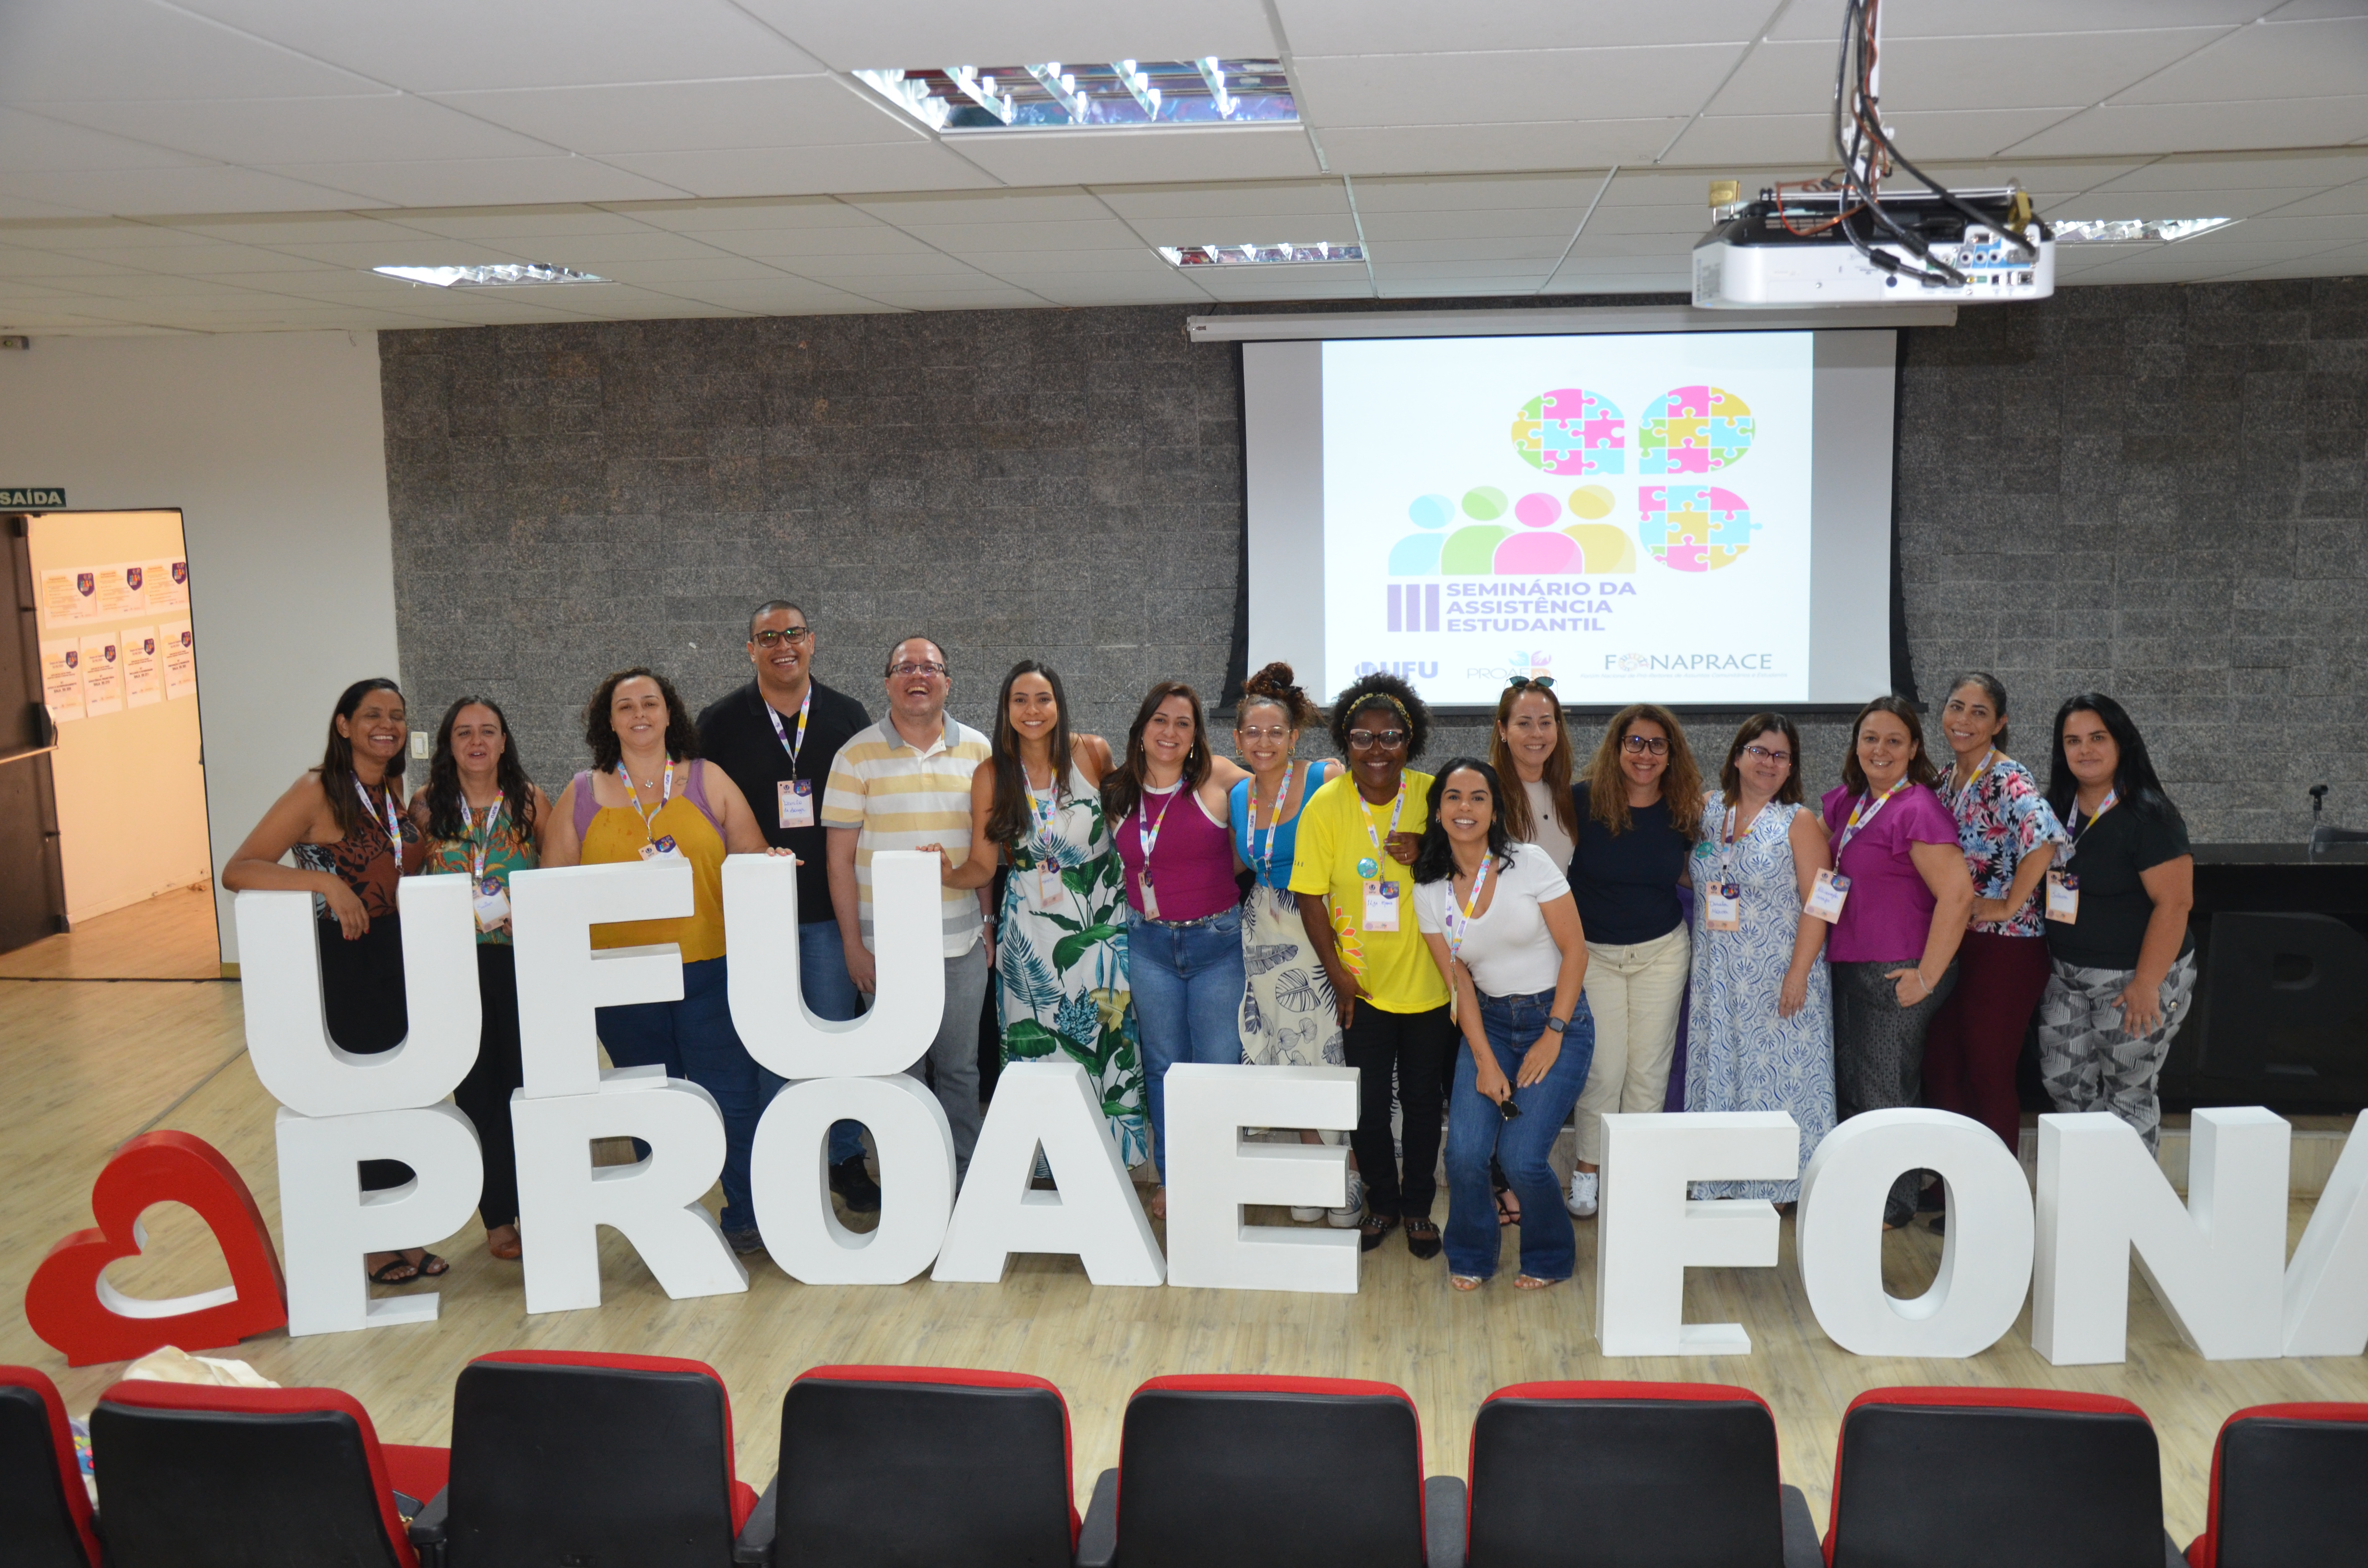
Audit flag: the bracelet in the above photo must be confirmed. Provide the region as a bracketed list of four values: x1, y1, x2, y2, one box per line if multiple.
[1914, 970, 1932, 997]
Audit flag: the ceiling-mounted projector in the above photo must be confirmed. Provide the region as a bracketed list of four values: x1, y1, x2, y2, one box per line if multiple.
[1694, 187, 2054, 308]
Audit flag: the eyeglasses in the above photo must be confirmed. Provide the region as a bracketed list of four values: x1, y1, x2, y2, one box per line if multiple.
[1496, 1094, 1524, 1122]
[888, 661, 948, 678]
[1507, 675, 1556, 691]
[1620, 735, 1670, 756]
[1347, 729, 1409, 750]
[752, 627, 812, 648]
[1741, 744, 1793, 765]
[1237, 725, 1293, 742]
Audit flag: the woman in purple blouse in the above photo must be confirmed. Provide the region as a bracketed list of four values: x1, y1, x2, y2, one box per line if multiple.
[1815, 695, 1976, 1229]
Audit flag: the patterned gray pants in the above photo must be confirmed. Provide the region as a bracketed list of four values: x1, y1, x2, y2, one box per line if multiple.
[2035, 950, 2197, 1152]
[1831, 958, 1960, 1224]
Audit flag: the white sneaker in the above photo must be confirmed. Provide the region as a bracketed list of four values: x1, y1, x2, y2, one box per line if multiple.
[1290, 1205, 1325, 1222]
[1327, 1170, 1366, 1228]
[1566, 1169, 1598, 1218]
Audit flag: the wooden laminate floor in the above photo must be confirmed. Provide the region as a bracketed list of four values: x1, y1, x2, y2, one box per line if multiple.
[3, 975, 2363, 1545]
[0, 884, 223, 980]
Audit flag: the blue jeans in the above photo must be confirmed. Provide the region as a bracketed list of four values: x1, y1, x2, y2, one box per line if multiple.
[1444, 987, 1596, 1281]
[1129, 906, 1247, 1179]
[597, 955, 764, 1235]
[752, 920, 868, 1166]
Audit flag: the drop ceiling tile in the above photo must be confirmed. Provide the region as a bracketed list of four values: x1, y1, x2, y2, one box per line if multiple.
[840, 285, 1050, 308]
[376, 227, 723, 264]
[1029, 280, 1211, 306]
[2047, 188, 2323, 220]
[0, 107, 213, 174]
[161, 213, 429, 244]
[1348, 172, 1610, 211]
[846, 188, 1104, 224]
[641, 285, 888, 315]
[0, 0, 391, 104]
[0, 195, 104, 219]
[53, 240, 338, 273]
[171, 0, 825, 93]
[1709, 32, 2232, 118]
[2113, 17, 2368, 104]
[0, 245, 155, 279]
[603, 196, 877, 231]
[2262, 181, 2368, 216]
[1294, 46, 1745, 129]
[1594, 167, 1812, 205]
[1274, 0, 1775, 54]
[1562, 231, 1700, 260]
[1121, 212, 1361, 246]
[1768, 0, 2269, 41]
[252, 237, 542, 265]
[686, 225, 942, 261]
[734, 0, 1279, 74]
[562, 256, 810, 284]
[1320, 121, 1691, 176]
[1092, 179, 1348, 219]
[787, 254, 1005, 280]
[1186, 278, 1376, 299]
[32, 94, 562, 167]
[1654, 115, 1834, 167]
[1357, 207, 1585, 241]
[2011, 97, 2368, 158]
[0, 163, 375, 215]
[1378, 279, 1554, 298]
[425, 75, 916, 154]
[0, 218, 212, 248]
[1667, 106, 2080, 167]
[253, 157, 691, 208]
[1369, 234, 1569, 263]
[959, 245, 1174, 274]
[1369, 258, 1557, 280]
[1582, 205, 1727, 237]
[1540, 271, 1689, 294]
[2195, 213, 2368, 245]
[597, 143, 999, 198]
[2092, 149, 2368, 189]
[887, 218, 1144, 252]
[945, 124, 1322, 186]
[1896, 159, 2152, 198]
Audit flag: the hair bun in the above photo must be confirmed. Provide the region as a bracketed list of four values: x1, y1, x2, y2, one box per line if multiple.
[1243, 660, 1299, 697]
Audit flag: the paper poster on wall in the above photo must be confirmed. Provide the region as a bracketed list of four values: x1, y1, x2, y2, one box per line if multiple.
[146, 559, 189, 611]
[41, 569, 99, 626]
[80, 631, 123, 717]
[40, 640, 85, 723]
[161, 619, 196, 700]
[123, 625, 161, 708]
[98, 563, 148, 618]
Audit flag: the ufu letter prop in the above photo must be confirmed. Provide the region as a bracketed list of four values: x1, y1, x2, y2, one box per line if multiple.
[507, 858, 748, 1312]
[1163, 1065, 1359, 1293]
[933, 1061, 1164, 1286]
[1796, 1109, 2034, 1358]
[2285, 1114, 2368, 1357]
[2033, 1108, 2288, 1365]
[278, 1103, 483, 1335]
[1594, 1111, 1796, 1356]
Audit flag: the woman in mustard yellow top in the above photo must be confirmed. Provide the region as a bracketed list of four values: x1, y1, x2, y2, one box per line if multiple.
[1290, 672, 1454, 1260]
[545, 667, 777, 1254]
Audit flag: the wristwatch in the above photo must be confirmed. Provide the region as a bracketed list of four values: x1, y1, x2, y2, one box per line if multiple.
[1544, 1016, 1568, 1034]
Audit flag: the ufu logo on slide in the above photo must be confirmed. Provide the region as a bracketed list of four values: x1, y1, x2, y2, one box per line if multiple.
[228, 859, 2368, 1371]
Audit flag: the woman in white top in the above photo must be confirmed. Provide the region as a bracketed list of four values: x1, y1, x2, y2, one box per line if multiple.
[1414, 757, 1591, 1291]
[1489, 675, 1578, 872]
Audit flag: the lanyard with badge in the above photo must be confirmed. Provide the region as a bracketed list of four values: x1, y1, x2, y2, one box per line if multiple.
[766, 687, 815, 830]
[2048, 788, 2114, 924]
[1705, 804, 1744, 932]
[1135, 783, 1182, 919]
[1951, 747, 1998, 816]
[1805, 776, 1908, 923]
[1249, 762, 1295, 901]
[1440, 851, 1492, 1019]
[1357, 786, 1407, 933]
[354, 778, 404, 852]
[459, 792, 511, 931]
[1025, 766, 1065, 906]
[619, 760, 683, 860]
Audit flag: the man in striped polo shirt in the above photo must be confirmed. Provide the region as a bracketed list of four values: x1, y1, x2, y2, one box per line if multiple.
[823, 635, 993, 1172]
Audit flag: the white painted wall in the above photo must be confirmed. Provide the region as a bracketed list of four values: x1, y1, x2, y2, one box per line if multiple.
[0, 332, 397, 964]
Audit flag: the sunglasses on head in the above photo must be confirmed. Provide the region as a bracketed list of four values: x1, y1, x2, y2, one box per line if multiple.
[1507, 675, 1556, 691]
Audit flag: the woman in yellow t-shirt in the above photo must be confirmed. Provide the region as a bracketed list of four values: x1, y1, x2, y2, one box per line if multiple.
[1290, 673, 1453, 1260]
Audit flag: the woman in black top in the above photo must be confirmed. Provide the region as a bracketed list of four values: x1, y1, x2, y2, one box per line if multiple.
[1563, 701, 1703, 1218]
[2035, 694, 2196, 1150]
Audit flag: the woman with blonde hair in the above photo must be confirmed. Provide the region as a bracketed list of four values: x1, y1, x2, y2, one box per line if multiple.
[1489, 675, 1578, 873]
[1564, 702, 1704, 1217]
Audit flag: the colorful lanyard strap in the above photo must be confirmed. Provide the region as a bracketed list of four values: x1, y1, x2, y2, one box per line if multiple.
[2068, 788, 2118, 845]
[1720, 803, 1741, 882]
[1951, 748, 1998, 815]
[1025, 765, 1061, 852]
[1358, 785, 1408, 877]
[616, 760, 674, 844]
[353, 778, 404, 848]
[764, 686, 812, 773]
[1832, 776, 1910, 861]
[459, 792, 505, 883]
[1136, 779, 1183, 864]
[1249, 762, 1294, 886]
[1443, 852, 1493, 961]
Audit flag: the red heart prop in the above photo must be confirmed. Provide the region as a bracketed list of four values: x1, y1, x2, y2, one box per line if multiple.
[25, 1130, 287, 1367]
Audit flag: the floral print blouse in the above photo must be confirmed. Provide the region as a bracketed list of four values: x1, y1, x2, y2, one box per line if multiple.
[1948, 751, 2072, 937]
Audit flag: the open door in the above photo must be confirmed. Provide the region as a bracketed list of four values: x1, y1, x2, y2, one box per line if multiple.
[0, 513, 70, 953]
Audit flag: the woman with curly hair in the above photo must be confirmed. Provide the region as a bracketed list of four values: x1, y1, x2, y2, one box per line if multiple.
[1288, 672, 1455, 1259]
[1565, 702, 1706, 1219]
[544, 667, 779, 1254]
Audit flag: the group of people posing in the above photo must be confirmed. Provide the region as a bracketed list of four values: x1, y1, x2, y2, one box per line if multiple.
[222, 599, 2198, 1297]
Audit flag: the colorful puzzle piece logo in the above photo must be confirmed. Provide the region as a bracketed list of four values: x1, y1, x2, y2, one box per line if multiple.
[1387, 487, 1635, 579]
[1640, 385, 1753, 475]
[1512, 388, 1624, 476]
[1640, 485, 1757, 572]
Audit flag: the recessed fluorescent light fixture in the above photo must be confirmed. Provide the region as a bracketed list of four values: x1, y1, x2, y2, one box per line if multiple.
[854, 60, 1294, 131]
[372, 262, 610, 287]
[2049, 217, 2238, 245]
[1158, 243, 1363, 267]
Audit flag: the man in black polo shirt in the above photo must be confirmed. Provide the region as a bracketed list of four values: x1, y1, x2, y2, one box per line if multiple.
[697, 599, 881, 1212]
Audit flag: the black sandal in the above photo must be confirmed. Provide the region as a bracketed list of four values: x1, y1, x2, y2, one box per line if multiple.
[1359, 1212, 1399, 1253]
[1404, 1216, 1442, 1260]
[1494, 1183, 1520, 1226]
[367, 1254, 420, 1286]
[413, 1250, 448, 1277]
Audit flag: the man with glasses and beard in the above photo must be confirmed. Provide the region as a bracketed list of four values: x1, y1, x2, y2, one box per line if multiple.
[698, 600, 881, 1211]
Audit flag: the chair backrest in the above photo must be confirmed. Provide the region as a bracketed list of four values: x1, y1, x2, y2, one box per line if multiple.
[1827, 1387, 2164, 1568]
[1468, 1381, 1785, 1568]
[0, 1366, 99, 1568]
[774, 1364, 1079, 1568]
[447, 1350, 752, 1568]
[1114, 1374, 1426, 1568]
[2190, 1402, 2368, 1568]
[89, 1380, 416, 1568]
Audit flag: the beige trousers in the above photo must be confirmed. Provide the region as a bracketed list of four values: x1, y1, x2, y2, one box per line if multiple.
[1572, 924, 1692, 1165]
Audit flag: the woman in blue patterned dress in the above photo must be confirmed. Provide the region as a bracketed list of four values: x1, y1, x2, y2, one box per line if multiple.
[1681, 713, 1836, 1203]
[927, 661, 1147, 1166]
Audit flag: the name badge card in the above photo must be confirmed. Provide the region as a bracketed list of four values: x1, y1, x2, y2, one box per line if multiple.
[472, 880, 510, 932]
[1037, 865, 1063, 906]
[641, 834, 685, 863]
[2045, 870, 2079, 923]
[1803, 868, 1850, 923]
[778, 779, 815, 830]
[1140, 877, 1160, 921]
[1363, 879, 1401, 932]
[1705, 883, 1742, 932]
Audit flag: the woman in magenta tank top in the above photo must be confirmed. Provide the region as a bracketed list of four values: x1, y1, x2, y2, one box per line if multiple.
[1102, 681, 1250, 1217]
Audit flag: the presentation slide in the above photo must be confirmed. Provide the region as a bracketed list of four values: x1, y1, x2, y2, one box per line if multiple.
[1323, 331, 1817, 707]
